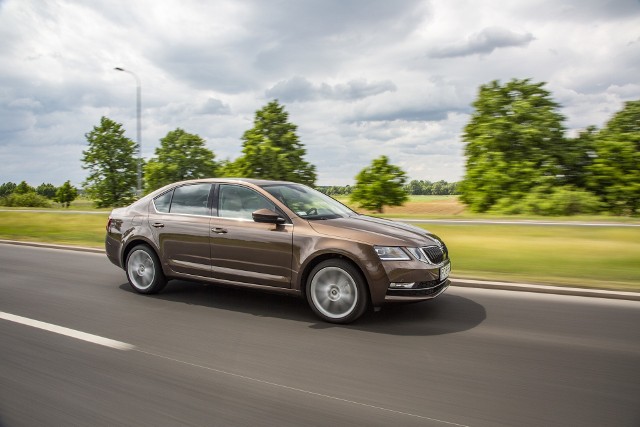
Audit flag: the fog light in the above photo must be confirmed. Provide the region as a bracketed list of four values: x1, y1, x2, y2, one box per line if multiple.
[390, 282, 415, 289]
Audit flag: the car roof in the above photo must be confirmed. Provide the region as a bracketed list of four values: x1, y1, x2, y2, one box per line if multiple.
[139, 178, 306, 204]
[178, 177, 299, 186]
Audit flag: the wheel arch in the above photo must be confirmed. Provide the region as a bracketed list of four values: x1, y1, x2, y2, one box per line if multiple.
[121, 237, 159, 267]
[298, 252, 372, 305]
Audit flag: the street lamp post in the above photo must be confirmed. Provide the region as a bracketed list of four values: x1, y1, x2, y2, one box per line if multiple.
[114, 67, 142, 195]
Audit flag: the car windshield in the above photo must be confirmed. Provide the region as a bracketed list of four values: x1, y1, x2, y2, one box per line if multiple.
[261, 183, 356, 220]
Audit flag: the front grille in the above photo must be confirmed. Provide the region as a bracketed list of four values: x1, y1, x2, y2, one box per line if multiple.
[422, 244, 448, 264]
[386, 280, 448, 297]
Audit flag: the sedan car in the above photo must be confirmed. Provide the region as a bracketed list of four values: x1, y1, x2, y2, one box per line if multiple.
[106, 178, 451, 323]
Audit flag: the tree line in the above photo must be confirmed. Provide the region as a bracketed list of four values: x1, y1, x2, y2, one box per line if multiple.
[317, 180, 458, 196]
[80, 100, 409, 212]
[9, 84, 636, 216]
[460, 79, 639, 216]
[81, 101, 319, 207]
[0, 180, 78, 208]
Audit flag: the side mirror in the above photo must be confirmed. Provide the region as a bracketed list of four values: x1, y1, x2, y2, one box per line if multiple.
[252, 208, 286, 224]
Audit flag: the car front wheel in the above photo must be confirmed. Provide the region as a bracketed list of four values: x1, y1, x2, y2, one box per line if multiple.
[125, 245, 167, 294]
[307, 259, 368, 324]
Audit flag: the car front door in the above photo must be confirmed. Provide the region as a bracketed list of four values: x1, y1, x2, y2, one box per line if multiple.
[209, 184, 293, 288]
[148, 183, 213, 278]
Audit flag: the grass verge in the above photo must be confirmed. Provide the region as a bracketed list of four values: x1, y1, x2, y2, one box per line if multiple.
[419, 224, 640, 292]
[1, 211, 638, 292]
[0, 212, 108, 248]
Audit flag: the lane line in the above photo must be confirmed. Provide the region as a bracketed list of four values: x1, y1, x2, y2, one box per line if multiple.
[134, 348, 469, 427]
[1, 310, 467, 425]
[0, 311, 135, 351]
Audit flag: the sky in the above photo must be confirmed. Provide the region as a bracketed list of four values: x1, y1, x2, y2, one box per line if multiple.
[1, 0, 639, 187]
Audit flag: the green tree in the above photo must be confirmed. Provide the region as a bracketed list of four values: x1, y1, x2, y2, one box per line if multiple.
[144, 128, 218, 193]
[228, 100, 316, 185]
[0, 182, 16, 197]
[587, 100, 640, 215]
[405, 180, 424, 195]
[36, 183, 58, 199]
[82, 116, 138, 208]
[350, 156, 408, 213]
[562, 126, 597, 189]
[15, 181, 35, 194]
[55, 180, 78, 208]
[459, 79, 567, 212]
[432, 180, 450, 195]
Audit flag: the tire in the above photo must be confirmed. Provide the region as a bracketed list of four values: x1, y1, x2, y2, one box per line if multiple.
[306, 259, 369, 324]
[125, 244, 167, 294]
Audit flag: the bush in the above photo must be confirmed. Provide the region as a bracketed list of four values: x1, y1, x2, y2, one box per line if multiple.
[490, 186, 603, 216]
[1, 192, 51, 208]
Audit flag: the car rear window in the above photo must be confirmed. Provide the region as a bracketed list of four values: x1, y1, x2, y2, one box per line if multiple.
[153, 190, 173, 213]
[153, 184, 211, 216]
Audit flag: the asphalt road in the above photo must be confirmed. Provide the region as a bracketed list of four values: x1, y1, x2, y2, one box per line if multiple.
[1, 244, 639, 427]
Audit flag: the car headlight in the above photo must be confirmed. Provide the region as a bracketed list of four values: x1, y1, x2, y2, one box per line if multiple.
[374, 246, 411, 261]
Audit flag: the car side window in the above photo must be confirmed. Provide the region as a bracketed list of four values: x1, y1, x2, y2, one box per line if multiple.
[153, 190, 173, 213]
[168, 184, 211, 215]
[218, 185, 276, 220]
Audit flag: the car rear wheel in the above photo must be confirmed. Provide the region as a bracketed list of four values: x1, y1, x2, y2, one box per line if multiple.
[307, 259, 368, 324]
[126, 245, 167, 294]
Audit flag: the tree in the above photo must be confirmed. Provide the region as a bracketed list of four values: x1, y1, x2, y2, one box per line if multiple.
[15, 181, 35, 194]
[36, 183, 58, 199]
[562, 126, 597, 189]
[144, 128, 218, 193]
[587, 100, 640, 215]
[228, 100, 317, 185]
[350, 156, 408, 213]
[82, 116, 138, 208]
[459, 79, 567, 212]
[0, 182, 16, 197]
[55, 180, 78, 208]
[405, 180, 424, 195]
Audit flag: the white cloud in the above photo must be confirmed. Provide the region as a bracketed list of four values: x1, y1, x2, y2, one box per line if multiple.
[429, 27, 535, 58]
[0, 0, 639, 187]
[265, 77, 397, 102]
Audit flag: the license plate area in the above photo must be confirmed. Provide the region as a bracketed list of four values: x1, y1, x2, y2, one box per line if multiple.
[439, 262, 451, 281]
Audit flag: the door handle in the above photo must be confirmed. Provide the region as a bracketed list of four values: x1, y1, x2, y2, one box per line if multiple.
[152, 222, 165, 228]
[211, 227, 227, 234]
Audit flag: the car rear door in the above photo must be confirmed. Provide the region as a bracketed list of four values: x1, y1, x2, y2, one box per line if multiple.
[148, 183, 213, 278]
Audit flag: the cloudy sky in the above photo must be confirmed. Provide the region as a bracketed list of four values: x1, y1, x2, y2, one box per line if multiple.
[1, 0, 639, 186]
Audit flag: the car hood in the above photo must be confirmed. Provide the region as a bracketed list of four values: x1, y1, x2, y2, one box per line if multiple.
[307, 215, 442, 247]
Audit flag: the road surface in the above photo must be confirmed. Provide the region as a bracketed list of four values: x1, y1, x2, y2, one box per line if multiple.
[1, 244, 639, 426]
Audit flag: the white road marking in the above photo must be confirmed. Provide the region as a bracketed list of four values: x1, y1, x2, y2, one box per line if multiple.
[1, 309, 468, 425]
[0, 311, 135, 351]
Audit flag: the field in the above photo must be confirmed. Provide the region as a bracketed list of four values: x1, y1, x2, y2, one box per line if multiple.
[333, 195, 465, 216]
[1, 196, 638, 291]
[334, 195, 640, 222]
[418, 224, 640, 291]
[0, 212, 108, 247]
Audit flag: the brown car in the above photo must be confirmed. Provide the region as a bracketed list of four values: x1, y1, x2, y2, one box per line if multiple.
[106, 178, 451, 323]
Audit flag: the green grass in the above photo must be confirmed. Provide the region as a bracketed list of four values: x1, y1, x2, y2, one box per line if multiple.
[0, 212, 108, 247]
[420, 224, 640, 292]
[1, 211, 638, 291]
[0, 196, 111, 212]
